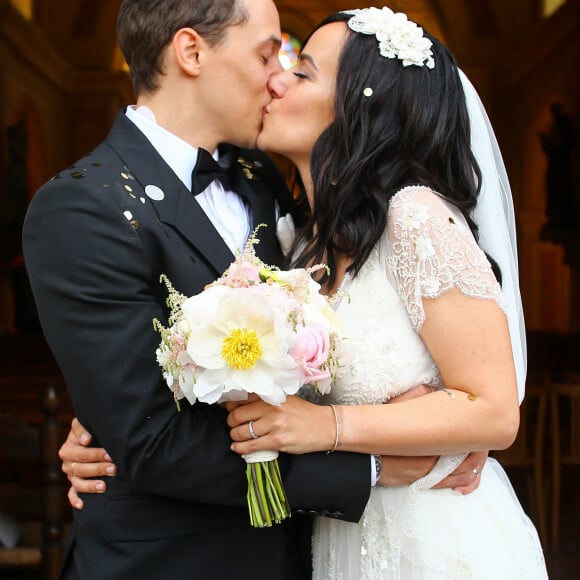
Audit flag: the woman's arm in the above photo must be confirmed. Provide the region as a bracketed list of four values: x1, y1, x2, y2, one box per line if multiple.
[59, 418, 117, 508]
[228, 290, 518, 457]
[338, 289, 519, 455]
[229, 189, 520, 458]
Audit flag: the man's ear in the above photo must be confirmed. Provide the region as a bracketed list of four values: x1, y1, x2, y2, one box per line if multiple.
[171, 28, 206, 78]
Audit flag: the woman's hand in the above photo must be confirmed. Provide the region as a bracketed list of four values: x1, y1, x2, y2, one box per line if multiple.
[228, 386, 486, 494]
[228, 395, 336, 455]
[59, 418, 117, 509]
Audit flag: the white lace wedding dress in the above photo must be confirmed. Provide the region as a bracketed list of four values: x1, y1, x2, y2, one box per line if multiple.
[311, 186, 548, 579]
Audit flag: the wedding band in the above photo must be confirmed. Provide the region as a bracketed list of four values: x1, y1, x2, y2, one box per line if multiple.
[472, 468, 480, 477]
[248, 420, 259, 440]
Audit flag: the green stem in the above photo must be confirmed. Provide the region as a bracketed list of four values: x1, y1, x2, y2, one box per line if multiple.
[245, 459, 290, 528]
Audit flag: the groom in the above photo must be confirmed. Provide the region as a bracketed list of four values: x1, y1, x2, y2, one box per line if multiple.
[22, 1, 375, 578]
[25, 1, 484, 578]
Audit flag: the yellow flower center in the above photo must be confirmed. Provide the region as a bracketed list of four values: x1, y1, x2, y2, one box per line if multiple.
[221, 328, 263, 370]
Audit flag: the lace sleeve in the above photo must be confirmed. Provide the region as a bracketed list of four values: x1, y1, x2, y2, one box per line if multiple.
[385, 186, 504, 331]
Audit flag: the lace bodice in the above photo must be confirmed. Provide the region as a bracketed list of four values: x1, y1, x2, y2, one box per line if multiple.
[327, 185, 504, 406]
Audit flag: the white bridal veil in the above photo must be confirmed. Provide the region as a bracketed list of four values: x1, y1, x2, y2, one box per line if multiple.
[459, 70, 527, 403]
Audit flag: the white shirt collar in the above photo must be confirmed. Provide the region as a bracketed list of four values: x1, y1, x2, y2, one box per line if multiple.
[125, 105, 214, 191]
[124, 105, 250, 255]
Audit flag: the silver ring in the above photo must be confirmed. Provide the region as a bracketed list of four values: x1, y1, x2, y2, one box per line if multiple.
[248, 420, 259, 440]
[472, 467, 480, 477]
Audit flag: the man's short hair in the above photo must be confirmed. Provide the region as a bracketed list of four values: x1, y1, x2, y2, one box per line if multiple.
[117, 0, 249, 95]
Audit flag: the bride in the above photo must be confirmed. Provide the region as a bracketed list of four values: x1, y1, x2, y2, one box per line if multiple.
[227, 8, 548, 579]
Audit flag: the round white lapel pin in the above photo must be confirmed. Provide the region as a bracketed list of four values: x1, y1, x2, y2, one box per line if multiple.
[145, 185, 165, 201]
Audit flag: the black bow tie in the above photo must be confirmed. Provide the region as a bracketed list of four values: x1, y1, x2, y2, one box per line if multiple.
[191, 148, 237, 196]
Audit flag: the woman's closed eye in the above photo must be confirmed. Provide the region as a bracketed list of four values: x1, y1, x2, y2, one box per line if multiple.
[293, 71, 310, 80]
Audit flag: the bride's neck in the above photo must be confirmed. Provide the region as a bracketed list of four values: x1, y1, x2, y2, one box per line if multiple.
[321, 253, 352, 298]
[295, 166, 352, 296]
[296, 165, 314, 209]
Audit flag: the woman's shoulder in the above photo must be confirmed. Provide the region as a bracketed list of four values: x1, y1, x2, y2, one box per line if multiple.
[390, 185, 454, 213]
[387, 185, 463, 234]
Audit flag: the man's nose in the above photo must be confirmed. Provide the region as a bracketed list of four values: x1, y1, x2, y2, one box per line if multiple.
[268, 71, 288, 99]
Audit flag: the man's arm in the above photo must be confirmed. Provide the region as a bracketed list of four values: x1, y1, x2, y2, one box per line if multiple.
[23, 176, 262, 506]
[26, 169, 371, 521]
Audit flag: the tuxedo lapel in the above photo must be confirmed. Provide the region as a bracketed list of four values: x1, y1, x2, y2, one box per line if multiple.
[224, 146, 282, 266]
[105, 113, 234, 275]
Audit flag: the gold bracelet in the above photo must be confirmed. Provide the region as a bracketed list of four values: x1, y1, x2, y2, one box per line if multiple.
[327, 404, 339, 454]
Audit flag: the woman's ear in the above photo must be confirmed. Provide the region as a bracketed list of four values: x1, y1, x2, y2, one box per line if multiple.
[171, 27, 206, 78]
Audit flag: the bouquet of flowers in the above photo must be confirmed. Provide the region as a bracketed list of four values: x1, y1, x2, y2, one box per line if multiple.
[153, 226, 348, 527]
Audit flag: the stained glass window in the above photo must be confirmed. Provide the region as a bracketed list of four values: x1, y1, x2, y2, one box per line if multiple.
[279, 32, 301, 70]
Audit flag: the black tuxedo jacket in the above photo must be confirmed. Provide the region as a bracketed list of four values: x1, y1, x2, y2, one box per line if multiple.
[23, 112, 370, 580]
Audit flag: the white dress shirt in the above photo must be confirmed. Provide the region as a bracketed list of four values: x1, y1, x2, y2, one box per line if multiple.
[125, 106, 250, 254]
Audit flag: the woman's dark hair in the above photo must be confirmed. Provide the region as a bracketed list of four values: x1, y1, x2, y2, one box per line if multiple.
[117, 0, 248, 96]
[294, 12, 501, 287]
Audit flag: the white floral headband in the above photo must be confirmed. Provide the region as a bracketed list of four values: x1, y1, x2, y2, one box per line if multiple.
[342, 7, 435, 69]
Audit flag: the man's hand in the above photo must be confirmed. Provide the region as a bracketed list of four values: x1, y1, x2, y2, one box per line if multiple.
[377, 451, 487, 492]
[377, 455, 438, 486]
[432, 450, 488, 494]
[59, 418, 116, 509]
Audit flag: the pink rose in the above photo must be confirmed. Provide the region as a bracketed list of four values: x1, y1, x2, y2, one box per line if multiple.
[290, 322, 331, 385]
[220, 262, 261, 287]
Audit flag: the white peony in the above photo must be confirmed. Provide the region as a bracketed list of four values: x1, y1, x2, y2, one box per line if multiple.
[182, 285, 301, 405]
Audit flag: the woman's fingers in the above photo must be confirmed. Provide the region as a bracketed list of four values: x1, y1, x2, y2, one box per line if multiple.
[66, 459, 116, 479]
[60, 445, 112, 470]
[66, 475, 108, 510]
[71, 417, 92, 445]
[68, 486, 84, 510]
